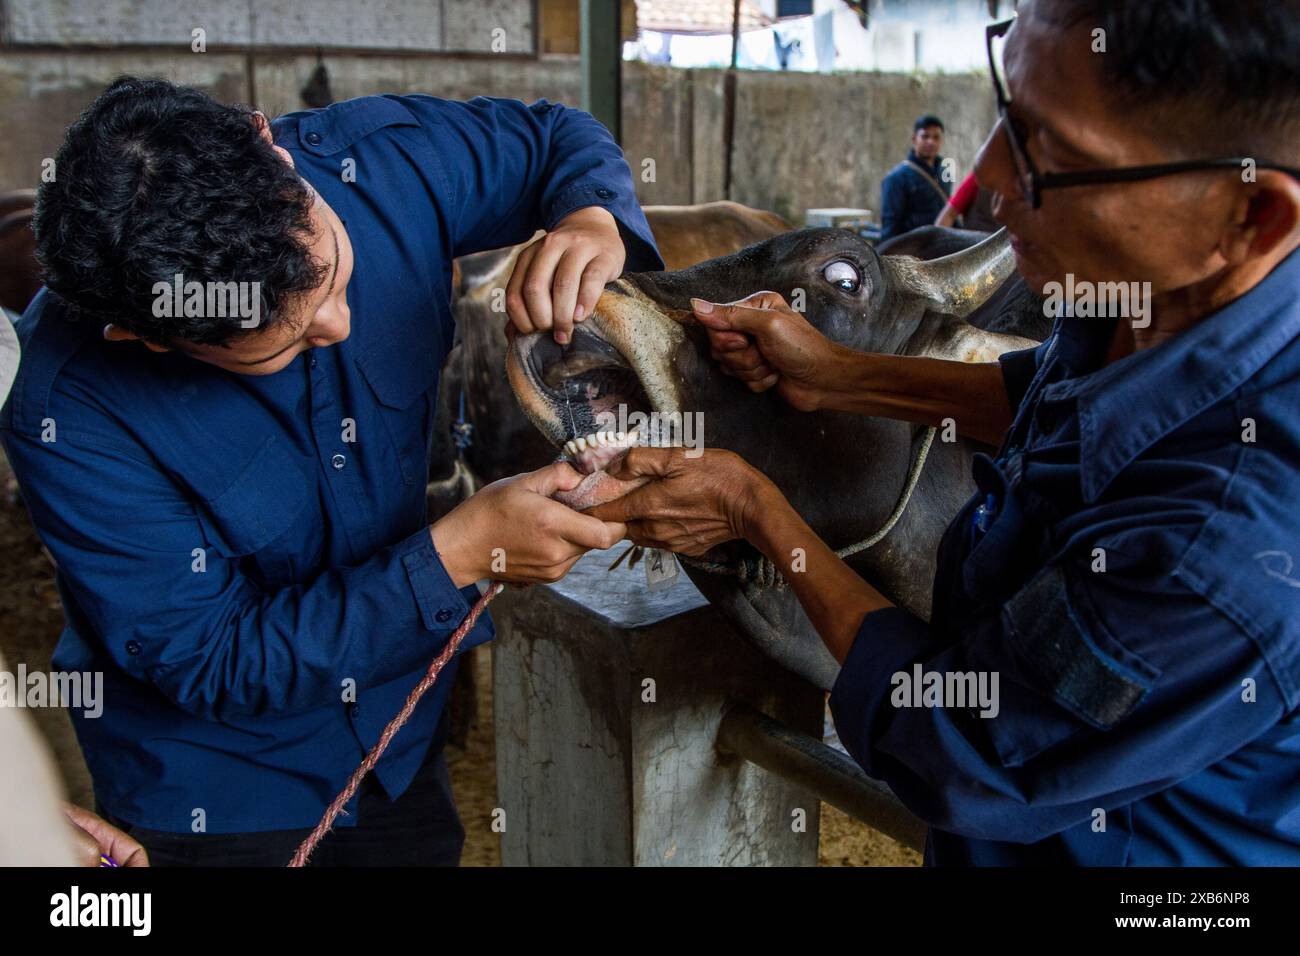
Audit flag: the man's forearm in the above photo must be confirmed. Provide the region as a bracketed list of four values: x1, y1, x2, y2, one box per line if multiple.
[744, 480, 893, 663]
[818, 348, 1014, 446]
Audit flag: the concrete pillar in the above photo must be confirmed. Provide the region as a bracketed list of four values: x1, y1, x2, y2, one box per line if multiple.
[493, 546, 824, 866]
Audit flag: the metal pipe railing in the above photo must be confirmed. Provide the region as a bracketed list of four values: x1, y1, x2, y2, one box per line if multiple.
[717, 704, 928, 853]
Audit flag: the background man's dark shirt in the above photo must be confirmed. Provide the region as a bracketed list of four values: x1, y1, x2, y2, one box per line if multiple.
[880, 149, 952, 241]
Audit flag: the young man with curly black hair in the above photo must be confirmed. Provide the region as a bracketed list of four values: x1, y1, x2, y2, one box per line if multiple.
[1, 77, 660, 866]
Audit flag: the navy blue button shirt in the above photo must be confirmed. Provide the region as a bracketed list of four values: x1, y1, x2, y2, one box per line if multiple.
[0, 94, 661, 833]
[831, 247, 1300, 865]
[879, 150, 952, 241]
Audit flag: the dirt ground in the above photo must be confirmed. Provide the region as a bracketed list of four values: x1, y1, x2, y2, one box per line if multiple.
[1, 448, 919, 868]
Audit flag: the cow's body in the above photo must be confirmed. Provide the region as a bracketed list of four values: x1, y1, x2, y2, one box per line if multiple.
[509, 227, 1045, 688]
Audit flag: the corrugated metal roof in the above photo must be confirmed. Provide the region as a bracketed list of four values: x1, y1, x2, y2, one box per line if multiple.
[635, 0, 773, 35]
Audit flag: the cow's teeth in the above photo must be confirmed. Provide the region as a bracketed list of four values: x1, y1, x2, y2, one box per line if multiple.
[564, 429, 647, 461]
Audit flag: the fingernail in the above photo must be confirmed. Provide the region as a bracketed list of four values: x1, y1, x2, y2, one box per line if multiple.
[574, 304, 585, 323]
[691, 297, 714, 314]
[556, 330, 569, 345]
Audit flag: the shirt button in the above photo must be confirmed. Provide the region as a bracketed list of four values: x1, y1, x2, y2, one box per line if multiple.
[125, 640, 141, 656]
[595, 187, 614, 200]
[305, 131, 323, 146]
[435, 608, 454, 624]
[332, 453, 346, 470]
[350, 704, 361, 719]
[309, 354, 318, 369]
[972, 494, 998, 534]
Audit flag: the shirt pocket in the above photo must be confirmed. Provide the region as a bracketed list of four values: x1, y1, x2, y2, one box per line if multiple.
[193, 435, 323, 589]
[964, 562, 1162, 768]
[355, 338, 438, 487]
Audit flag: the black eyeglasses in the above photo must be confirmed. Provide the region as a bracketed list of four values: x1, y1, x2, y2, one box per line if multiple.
[986, 16, 1300, 209]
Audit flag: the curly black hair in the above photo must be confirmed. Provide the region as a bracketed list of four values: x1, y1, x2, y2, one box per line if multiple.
[34, 76, 326, 347]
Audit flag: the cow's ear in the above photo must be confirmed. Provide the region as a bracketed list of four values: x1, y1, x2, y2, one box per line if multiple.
[882, 228, 1015, 319]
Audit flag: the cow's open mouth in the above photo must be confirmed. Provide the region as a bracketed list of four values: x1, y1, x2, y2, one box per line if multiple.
[528, 326, 651, 439]
[506, 304, 770, 579]
[517, 323, 659, 475]
[507, 320, 671, 514]
[506, 286, 764, 565]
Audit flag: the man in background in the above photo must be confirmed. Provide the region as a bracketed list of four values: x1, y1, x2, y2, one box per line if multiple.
[880, 114, 952, 240]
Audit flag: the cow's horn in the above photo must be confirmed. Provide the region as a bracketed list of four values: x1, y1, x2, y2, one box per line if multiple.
[931, 323, 1039, 364]
[883, 227, 1016, 318]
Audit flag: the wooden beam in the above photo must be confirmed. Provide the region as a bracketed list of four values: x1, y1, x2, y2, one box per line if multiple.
[579, 0, 622, 143]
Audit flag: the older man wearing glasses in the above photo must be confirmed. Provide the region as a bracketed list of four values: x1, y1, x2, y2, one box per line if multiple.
[588, 0, 1300, 864]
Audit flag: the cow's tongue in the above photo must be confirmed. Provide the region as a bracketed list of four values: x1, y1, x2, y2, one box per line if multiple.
[553, 429, 650, 512]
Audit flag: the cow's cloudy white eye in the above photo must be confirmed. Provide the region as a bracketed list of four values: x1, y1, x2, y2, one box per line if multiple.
[822, 260, 861, 294]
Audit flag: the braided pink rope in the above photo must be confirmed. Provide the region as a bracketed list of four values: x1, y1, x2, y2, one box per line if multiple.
[288, 581, 505, 867]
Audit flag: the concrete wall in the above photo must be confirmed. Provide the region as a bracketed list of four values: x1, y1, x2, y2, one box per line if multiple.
[1, 0, 533, 52]
[0, 37, 994, 226]
[728, 69, 996, 222]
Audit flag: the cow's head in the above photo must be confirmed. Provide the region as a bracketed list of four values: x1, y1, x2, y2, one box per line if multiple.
[507, 228, 1039, 688]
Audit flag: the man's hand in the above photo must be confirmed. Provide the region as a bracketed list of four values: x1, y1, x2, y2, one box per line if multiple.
[506, 206, 625, 345]
[585, 447, 771, 556]
[591, 446, 892, 662]
[64, 803, 149, 867]
[690, 291, 848, 411]
[432, 461, 628, 586]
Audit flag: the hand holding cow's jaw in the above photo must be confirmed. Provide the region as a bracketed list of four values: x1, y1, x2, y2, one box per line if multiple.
[585, 446, 768, 556]
[431, 460, 627, 588]
[505, 205, 626, 346]
[586, 446, 893, 663]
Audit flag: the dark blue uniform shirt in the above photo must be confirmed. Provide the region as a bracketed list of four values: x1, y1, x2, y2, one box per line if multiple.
[832, 246, 1300, 865]
[0, 94, 661, 833]
[879, 149, 952, 241]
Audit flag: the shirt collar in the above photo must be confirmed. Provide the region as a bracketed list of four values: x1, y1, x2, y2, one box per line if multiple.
[1041, 245, 1300, 502]
[907, 149, 939, 172]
